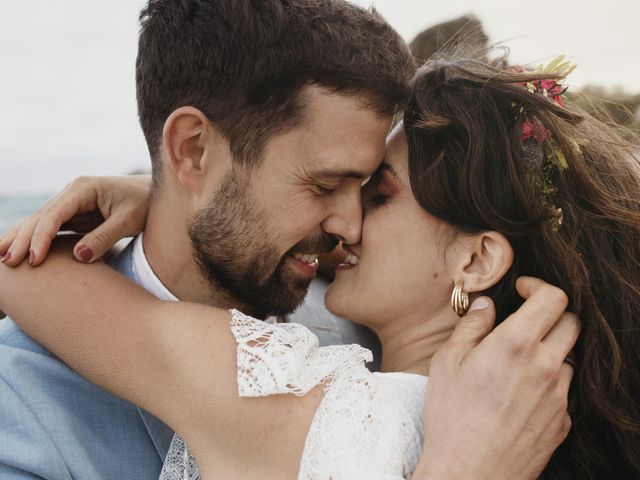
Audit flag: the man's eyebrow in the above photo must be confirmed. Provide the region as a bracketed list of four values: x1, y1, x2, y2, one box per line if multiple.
[310, 168, 369, 180]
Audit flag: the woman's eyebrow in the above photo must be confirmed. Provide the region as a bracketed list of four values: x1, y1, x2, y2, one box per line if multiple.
[378, 161, 402, 183]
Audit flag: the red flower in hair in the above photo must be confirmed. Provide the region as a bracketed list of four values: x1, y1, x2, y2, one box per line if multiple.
[522, 118, 550, 143]
[528, 79, 565, 106]
[539, 79, 557, 92]
[553, 94, 565, 107]
[522, 120, 535, 141]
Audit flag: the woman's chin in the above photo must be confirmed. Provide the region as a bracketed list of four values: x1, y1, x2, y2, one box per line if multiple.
[325, 280, 367, 326]
[324, 281, 345, 315]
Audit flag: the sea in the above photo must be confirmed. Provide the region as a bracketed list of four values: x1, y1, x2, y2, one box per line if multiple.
[0, 194, 52, 236]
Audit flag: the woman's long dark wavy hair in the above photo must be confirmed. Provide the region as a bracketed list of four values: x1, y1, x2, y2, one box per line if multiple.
[404, 55, 640, 479]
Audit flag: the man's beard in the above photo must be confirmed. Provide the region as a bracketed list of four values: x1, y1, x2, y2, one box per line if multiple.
[188, 171, 337, 318]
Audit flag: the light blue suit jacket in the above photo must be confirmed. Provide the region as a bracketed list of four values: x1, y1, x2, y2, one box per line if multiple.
[0, 239, 380, 478]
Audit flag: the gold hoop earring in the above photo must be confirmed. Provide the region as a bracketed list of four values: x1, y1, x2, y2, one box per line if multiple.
[451, 280, 470, 317]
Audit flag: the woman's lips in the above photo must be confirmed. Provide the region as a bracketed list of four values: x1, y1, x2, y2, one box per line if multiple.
[335, 251, 360, 273]
[335, 262, 357, 272]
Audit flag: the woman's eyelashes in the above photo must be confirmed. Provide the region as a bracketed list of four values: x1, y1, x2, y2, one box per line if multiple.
[371, 192, 390, 206]
[374, 172, 398, 205]
[365, 173, 393, 206]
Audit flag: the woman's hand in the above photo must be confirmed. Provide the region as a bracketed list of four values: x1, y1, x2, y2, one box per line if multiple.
[0, 175, 152, 266]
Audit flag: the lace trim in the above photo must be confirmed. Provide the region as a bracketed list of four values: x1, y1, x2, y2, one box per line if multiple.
[230, 309, 372, 397]
[159, 435, 199, 480]
[160, 309, 426, 480]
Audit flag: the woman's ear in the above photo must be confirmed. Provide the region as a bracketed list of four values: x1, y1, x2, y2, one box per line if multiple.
[454, 231, 514, 293]
[162, 106, 230, 194]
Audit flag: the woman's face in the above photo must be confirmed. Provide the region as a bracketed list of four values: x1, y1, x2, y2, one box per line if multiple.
[325, 126, 456, 328]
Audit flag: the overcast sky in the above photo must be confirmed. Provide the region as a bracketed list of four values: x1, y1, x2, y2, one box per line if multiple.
[1, 0, 638, 195]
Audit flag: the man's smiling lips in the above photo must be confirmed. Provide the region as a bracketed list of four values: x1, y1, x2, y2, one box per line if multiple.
[286, 253, 320, 278]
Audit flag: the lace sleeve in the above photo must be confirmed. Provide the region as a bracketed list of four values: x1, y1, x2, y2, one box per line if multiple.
[160, 310, 376, 480]
[299, 372, 428, 479]
[230, 309, 373, 397]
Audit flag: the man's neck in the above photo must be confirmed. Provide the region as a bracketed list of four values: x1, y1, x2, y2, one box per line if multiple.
[142, 201, 257, 315]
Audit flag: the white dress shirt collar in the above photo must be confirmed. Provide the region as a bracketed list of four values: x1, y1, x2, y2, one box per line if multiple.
[131, 233, 179, 302]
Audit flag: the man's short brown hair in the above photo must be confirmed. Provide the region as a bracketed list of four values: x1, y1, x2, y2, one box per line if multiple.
[136, 0, 415, 179]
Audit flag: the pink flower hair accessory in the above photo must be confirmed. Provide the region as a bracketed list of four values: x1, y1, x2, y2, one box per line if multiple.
[514, 56, 577, 231]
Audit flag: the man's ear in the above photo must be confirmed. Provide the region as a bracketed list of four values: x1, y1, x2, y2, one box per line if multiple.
[454, 231, 514, 293]
[162, 106, 229, 193]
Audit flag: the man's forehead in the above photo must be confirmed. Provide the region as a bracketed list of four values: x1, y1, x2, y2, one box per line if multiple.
[264, 87, 393, 179]
[297, 139, 388, 180]
[298, 86, 393, 141]
[304, 146, 386, 181]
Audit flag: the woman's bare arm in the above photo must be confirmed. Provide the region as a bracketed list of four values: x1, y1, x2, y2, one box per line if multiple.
[0, 237, 321, 476]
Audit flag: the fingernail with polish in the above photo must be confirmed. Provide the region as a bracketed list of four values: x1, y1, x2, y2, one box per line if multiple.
[76, 246, 93, 263]
[469, 297, 489, 312]
[29, 250, 36, 266]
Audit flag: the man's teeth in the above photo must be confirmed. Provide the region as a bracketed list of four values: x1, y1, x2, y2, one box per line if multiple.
[293, 253, 320, 265]
[344, 253, 360, 266]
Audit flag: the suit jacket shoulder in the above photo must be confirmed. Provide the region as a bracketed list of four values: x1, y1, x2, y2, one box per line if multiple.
[0, 239, 172, 479]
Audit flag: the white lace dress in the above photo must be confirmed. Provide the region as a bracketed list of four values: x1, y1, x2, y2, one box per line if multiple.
[159, 309, 428, 480]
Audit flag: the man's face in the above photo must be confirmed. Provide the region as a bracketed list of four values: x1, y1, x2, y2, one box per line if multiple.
[189, 86, 392, 317]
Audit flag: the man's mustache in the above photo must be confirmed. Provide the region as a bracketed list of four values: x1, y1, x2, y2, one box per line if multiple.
[289, 234, 338, 255]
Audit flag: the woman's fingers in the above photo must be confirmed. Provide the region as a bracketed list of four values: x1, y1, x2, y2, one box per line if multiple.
[28, 207, 102, 267]
[1, 215, 43, 266]
[0, 221, 24, 259]
[8, 194, 85, 267]
[2, 175, 152, 268]
[60, 210, 106, 233]
[2, 177, 103, 266]
[72, 210, 142, 263]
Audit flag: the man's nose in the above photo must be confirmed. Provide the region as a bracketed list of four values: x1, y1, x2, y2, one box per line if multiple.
[321, 186, 363, 245]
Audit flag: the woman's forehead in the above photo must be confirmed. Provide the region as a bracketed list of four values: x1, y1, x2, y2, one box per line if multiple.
[384, 126, 409, 177]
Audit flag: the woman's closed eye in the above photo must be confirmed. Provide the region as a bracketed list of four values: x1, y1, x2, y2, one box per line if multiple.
[371, 192, 390, 206]
[367, 170, 397, 206]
